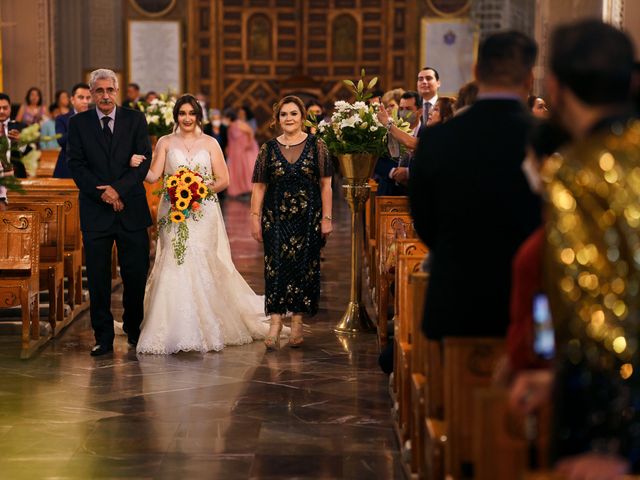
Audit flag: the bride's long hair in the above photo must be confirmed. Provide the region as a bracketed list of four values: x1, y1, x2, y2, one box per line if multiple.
[173, 94, 204, 133]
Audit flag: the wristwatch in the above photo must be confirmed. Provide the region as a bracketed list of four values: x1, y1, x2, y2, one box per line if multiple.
[386, 119, 394, 130]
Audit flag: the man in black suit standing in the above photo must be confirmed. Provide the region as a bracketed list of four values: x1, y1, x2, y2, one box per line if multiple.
[68, 68, 152, 356]
[409, 32, 541, 340]
[53, 83, 91, 178]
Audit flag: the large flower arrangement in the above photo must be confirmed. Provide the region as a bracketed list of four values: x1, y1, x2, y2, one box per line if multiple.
[139, 94, 176, 137]
[308, 70, 411, 157]
[156, 166, 218, 265]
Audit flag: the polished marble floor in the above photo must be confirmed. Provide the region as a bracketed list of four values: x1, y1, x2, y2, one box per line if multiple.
[0, 193, 402, 479]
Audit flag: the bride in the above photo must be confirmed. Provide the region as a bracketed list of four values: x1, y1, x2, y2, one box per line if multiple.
[131, 94, 280, 354]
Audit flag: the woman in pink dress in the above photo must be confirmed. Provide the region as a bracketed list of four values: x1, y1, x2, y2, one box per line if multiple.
[225, 108, 259, 197]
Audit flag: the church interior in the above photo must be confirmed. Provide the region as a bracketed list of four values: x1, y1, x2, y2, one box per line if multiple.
[1, 0, 640, 479]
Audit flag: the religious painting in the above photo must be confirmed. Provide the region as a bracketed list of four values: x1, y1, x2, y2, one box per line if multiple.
[421, 18, 477, 96]
[332, 14, 357, 62]
[248, 14, 272, 60]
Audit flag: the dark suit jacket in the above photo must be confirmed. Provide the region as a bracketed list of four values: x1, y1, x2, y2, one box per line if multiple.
[53, 110, 73, 178]
[203, 123, 228, 155]
[409, 99, 541, 340]
[373, 155, 407, 196]
[67, 107, 152, 232]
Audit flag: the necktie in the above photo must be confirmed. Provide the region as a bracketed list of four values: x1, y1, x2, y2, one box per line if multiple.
[101, 116, 113, 143]
[423, 102, 431, 126]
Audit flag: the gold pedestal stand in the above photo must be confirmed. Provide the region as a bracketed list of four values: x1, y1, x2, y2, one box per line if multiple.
[334, 153, 377, 334]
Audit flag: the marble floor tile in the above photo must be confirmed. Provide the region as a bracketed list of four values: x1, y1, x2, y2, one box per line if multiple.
[0, 195, 400, 478]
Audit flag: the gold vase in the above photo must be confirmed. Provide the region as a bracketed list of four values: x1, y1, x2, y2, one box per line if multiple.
[334, 153, 377, 334]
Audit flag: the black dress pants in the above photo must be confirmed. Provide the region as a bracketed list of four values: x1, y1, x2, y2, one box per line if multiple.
[82, 219, 149, 347]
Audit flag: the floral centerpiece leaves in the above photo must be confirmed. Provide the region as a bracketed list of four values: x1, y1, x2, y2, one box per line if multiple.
[156, 165, 218, 265]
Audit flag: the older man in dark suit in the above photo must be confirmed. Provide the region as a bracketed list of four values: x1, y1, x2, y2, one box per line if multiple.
[53, 83, 91, 178]
[409, 31, 542, 340]
[68, 68, 152, 356]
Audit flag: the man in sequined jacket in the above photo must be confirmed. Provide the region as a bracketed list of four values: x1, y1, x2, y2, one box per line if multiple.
[510, 20, 640, 478]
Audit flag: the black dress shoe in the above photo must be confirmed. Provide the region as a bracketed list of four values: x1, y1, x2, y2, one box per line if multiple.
[127, 337, 138, 347]
[90, 344, 113, 356]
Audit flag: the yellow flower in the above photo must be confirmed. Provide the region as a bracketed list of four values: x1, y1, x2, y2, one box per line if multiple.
[197, 184, 208, 197]
[181, 173, 196, 186]
[175, 186, 192, 203]
[170, 211, 185, 223]
[175, 167, 189, 175]
[176, 199, 189, 210]
[166, 175, 179, 188]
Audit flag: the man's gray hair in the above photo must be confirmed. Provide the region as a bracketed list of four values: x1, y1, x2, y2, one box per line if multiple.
[89, 69, 119, 90]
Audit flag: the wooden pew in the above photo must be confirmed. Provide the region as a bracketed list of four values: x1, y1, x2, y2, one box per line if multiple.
[370, 195, 409, 305]
[36, 149, 60, 177]
[15, 179, 83, 308]
[0, 211, 41, 351]
[444, 337, 506, 479]
[473, 390, 553, 480]
[409, 271, 429, 478]
[9, 201, 66, 330]
[393, 240, 428, 443]
[376, 209, 413, 347]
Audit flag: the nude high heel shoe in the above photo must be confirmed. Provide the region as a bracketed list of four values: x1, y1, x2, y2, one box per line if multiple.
[264, 320, 283, 351]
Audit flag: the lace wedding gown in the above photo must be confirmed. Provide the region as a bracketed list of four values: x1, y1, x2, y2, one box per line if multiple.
[137, 148, 275, 354]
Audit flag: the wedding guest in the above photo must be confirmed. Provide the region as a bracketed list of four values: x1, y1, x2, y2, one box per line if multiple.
[239, 105, 258, 132]
[16, 87, 47, 125]
[226, 107, 259, 197]
[0, 93, 27, 179]
[250, 95, 333, 350]
[527, 95, 549, 118]
[510, 20, 640, 478]
[144, 91, 158, 104]
[374, 91, 423, 194]
[382, 88, 404, 111]
[418, 67, 441, 125]
[454, 81, 479, 115]
[123, 83, 141, 109]
[369, 89, 385, 105]
[196, 92, 209, 123]
[410, 31, 541, 340]
[306, 99, 325, 134]
[54, 90, 70, 116]
[427, 96, 456, 126]
[203, 108, 228, 154]
[377, 68, 440, 150]
[53, 82, 91, 178]
[0, 93, 14, 206]
[39, 103, 60, 150]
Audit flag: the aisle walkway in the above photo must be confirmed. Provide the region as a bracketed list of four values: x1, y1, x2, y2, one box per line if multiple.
[0, 194, 402, 479]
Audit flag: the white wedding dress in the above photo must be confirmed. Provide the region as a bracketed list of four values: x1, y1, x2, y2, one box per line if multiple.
[136, 148, 274, 354]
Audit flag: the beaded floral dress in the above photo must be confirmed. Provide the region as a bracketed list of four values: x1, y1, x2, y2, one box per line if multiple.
[252, 135, 332, 316]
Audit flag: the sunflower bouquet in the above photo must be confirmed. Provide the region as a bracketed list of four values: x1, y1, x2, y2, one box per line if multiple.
[157, 165, 218, 265]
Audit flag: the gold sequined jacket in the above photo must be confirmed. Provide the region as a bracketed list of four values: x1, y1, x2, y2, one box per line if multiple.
[543, 118, 640, 466]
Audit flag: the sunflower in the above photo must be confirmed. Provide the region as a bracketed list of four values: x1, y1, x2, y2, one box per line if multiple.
[176, 199, 189, 210]
[181, 173, 196, 186]
[166, 175, 180, 188]
[170, 211, 185, 223]
[175, 167, 190, 176]
[175, 186, 192, 203]
[197, 184, 208, 197]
